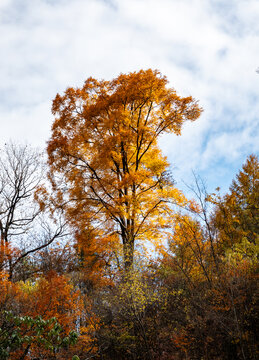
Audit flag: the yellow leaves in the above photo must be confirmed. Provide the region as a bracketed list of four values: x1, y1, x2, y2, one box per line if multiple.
[211, 154, 259, 250]
[116, 270, 160, 317]
[116, 172, 138, 188]
[164, 186, 188, 206]
[168, 213, 213, 282]
[141, 147, 168, 171]
[224, 238, 259, 274]
[18, 279, 39, 295]
[48, 69, 202, 270]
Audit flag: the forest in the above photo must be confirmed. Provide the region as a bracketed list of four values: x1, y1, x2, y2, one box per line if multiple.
[0, 69, 258, 360]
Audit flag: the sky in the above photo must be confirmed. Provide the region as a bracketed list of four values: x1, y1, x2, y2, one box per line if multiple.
[0, 0, 259, 195]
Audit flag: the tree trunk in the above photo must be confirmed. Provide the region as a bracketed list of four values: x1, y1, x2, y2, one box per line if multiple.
[123, 239, 134, 271]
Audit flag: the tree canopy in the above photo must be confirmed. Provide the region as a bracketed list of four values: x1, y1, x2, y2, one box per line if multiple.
[47, 69, 202, 270]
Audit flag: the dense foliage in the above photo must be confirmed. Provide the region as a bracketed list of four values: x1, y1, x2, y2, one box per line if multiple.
[0, 70, 258, 359]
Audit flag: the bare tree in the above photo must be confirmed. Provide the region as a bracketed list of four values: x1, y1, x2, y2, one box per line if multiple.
[0, 142, 68, 279]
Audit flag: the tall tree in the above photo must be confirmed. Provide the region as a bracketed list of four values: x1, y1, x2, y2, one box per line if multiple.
[47, 69, 202, 270]
[213, 154, 259, 249]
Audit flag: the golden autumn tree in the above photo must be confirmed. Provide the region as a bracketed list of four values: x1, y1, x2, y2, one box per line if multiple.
[212, 154, 259, 250]
[47, 69, 201, 270]
[167, 213, 212, 285]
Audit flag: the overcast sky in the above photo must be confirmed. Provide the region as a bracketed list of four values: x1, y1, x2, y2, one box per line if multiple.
[0, 0, 258, 194]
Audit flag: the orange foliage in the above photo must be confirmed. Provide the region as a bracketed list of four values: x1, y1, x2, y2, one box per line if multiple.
[20, 272, 81, 334]
[47, 69, 202, 271]
[0, 241, 20, 276]
[15, 272, 99, 359]
[0, 270, 21, 308]
[75, 229, 118, 288]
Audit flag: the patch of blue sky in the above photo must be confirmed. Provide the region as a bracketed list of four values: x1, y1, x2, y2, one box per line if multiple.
[169, 51, 199, 75]
[208, 0, 257, 34]
[98, 0, 118, 10]
[217, 47, 228, 59]
[0, 2, 24, 25]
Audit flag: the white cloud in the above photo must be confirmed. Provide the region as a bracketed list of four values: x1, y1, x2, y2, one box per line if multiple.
[0, 0, 258, 193]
